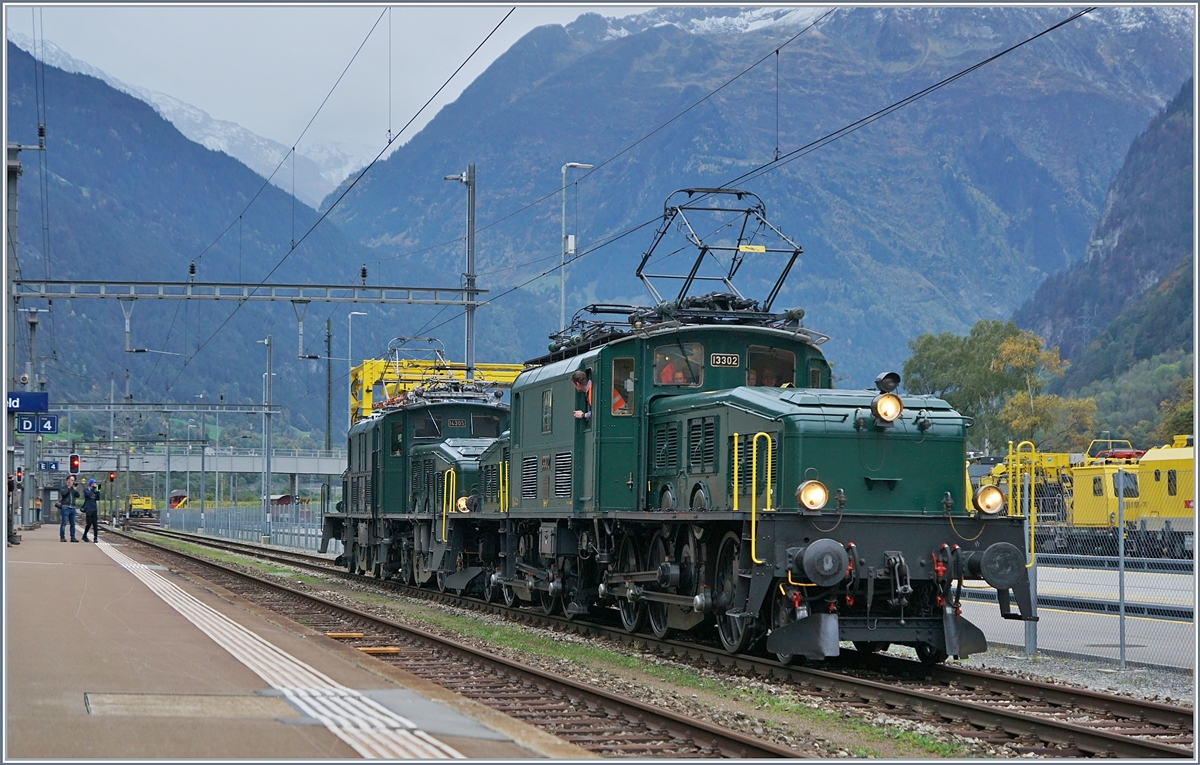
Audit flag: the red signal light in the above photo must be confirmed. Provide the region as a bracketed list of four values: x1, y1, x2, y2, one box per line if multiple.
[69, 454, 81, 474]
[108, 472, 116, 482]
[15, 468, 23, 485]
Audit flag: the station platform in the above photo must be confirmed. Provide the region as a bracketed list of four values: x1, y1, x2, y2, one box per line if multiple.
[5, 523, 592, 760]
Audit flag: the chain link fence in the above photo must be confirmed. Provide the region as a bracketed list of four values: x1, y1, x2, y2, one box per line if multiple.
[160, 503, 341, 555]
[965, 466, 1193, 670]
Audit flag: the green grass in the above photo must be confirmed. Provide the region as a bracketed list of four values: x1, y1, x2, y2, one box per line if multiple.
[135, 533, 293, 578]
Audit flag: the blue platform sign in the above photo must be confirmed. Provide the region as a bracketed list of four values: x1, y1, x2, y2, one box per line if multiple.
[38, 414, 59, 434]
[38, 461, 59, 472]
[16, 415, 36, 433]
[7, 392, 49, 412]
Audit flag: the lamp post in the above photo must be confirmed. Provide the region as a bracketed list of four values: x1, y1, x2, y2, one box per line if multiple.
[445, 165, 477, 379]
[348, 312, 367, 431]
[560, 162, 592, 330]
[196, 393, 206, 530]
[186, 421, 196, 507]
[257, 336, 273, 543]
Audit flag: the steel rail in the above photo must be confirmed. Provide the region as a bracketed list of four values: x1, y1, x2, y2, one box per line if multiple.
[114, 527, 804, 759]
[133, 525, 1194, 758]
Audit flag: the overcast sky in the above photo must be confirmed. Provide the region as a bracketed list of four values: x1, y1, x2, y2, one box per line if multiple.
[5, 4, 650, 151]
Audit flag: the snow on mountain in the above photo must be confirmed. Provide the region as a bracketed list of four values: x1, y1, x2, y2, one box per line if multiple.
[7, 31, 372, 207]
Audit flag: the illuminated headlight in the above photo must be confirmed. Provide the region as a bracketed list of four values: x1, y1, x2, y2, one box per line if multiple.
[872, 392, 903, 422]
[973, 485, 1006, 516]
[796, 480, 829, 511]
[456, 496, 469, 513]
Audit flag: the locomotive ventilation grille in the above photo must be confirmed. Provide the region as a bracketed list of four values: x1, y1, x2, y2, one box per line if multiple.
[423, 460, 434, 495]
[688, 416, 716, 474]
[435, 472, 444, 506]
[483, 464, 499, 502]
[411, 461, 421, 495]
[728, 433, 778, 495]
[554, 452, 572, 497]
[521, 456, 538, 500]
[654, 423, 680, 473]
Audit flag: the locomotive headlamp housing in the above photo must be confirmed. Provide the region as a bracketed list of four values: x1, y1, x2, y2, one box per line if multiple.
[796, 480, 829, 511]
[871, 392, 903, 422]
[456, 496, 469, 513]
[875, 371, 901, 393]
[973, 484, 1006, 516]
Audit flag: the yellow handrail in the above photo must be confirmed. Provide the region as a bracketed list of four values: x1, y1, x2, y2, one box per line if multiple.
[732, 432, 740, 511]
[499, 461, 508, 513]
[1007, 440, 1038, 568]
[441, 469, 456, 542]
[750, 431, 773, 565]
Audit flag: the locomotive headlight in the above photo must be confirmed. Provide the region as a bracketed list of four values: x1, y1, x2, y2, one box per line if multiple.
[796, 480, 829, 511]
[973, 484, 1006, 516]
[456, 496, 469, 513]
[871, 392, 903, 422]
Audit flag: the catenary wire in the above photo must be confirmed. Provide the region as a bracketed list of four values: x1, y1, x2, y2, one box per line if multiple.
[163, 9, 515, 395]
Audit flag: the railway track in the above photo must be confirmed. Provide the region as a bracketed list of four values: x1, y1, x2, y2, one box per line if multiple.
[129, 526, 1195, 758]
[112, 527, 802, 758]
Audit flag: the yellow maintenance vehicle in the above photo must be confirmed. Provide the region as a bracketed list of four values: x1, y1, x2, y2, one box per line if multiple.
[349, 340, 525, 425]
[972, 437, 1195, 558]
[126, 494, 156, 518]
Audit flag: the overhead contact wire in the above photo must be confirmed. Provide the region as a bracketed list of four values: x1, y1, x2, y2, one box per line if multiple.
[165, 8, 515, 393]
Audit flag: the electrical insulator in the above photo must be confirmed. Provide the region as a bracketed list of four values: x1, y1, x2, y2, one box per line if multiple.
[189, 260, 197, 282]
[360, 264, 368, 285]
[69, 454, 81, 474]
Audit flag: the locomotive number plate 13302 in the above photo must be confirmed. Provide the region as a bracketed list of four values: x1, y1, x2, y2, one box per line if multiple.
[710, 353, 741, 368]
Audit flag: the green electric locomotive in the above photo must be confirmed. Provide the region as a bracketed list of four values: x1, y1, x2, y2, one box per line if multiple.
[328, 189, 1037, 664]
[321, 378, 508, 584]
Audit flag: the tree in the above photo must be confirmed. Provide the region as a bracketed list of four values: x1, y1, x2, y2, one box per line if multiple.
[903, 320, 1026, 452]
[1157, 374, 1194, 443]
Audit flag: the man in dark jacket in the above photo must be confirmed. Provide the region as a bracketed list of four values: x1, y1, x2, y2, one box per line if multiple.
[58, 475, 80, 542]
[81, 478, 102, 543]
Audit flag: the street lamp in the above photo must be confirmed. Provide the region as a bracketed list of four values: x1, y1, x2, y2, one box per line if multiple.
[561, 162, 593, 330]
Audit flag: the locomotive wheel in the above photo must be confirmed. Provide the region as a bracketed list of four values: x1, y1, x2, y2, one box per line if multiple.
[482, 569, 500, 603]
[539, 586, 561, 615]
[560, 557, 583, 619]
[501, 584, 517, 608]
[916, 642, 948, 665]
[399, 548, 415, 586]
[770, 587, 799, 665]
[715, 531, 752, 654]
[436, 571, 448, 593]
[647, 533, 673, 639]
[617, 535, 647, 633]
[853, 641, 889, 655]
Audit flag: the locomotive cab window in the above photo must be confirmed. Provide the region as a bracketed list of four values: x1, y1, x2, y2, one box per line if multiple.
[747, 346, 795, 387]
[472, 413, 500, 438]
[612, 358, 634, 416]
[413, 413, 442, 439]
[1113, 472, 1139, 498]
[654, 343, 703, 386]
[541, 389, 553, 433]
[390, 422, 404, 455]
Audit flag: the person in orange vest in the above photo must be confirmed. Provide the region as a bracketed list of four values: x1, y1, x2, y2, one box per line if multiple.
[571, 370, 593, 421]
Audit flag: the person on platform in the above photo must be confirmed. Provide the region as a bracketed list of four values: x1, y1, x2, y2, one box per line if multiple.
[6, 474, 18, 547]
[58, 475, 80, 542]
[81, 478, 102, 543]
[571, 370, 593, 421]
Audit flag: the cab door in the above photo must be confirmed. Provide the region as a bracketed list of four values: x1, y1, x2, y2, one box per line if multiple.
[594, 353, 640, 512]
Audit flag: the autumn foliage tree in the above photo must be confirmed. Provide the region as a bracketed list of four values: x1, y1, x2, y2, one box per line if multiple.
[904, 320, 1097, 453]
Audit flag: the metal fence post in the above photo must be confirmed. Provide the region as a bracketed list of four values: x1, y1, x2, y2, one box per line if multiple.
[1118, 467, 1127, 671]
[1023, 471, 1037, 657]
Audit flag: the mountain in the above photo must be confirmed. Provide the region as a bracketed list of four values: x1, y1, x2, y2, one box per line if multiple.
[321, 6, 1195, 387]
[6, 31, 373, 208]
[6, 41, 438, 440]
[1014, 77, 1193, 391]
